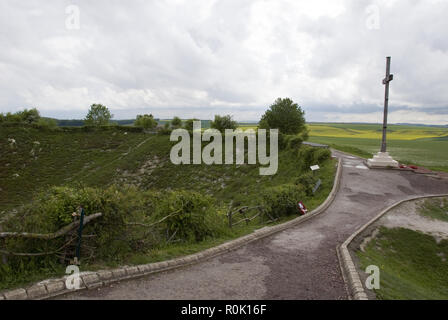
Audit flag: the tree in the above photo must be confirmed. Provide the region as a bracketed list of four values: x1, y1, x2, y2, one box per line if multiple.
[171, 116, 182, 129]
[0, 108, 40, 124]
[21, 108, 41, 124]
[259, 98, 306, 135]
[183, 118, 199, 132]
[211, 115, 237, 133]
[134, 114, 157, 130]
[84, 104, 112, 126]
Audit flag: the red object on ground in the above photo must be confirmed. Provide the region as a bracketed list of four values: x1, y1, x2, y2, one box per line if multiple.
[297, 201, 308, 215]
[409, 165, 419, 169]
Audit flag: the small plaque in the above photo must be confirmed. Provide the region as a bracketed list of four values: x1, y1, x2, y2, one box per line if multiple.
[310, 165, 320, 171]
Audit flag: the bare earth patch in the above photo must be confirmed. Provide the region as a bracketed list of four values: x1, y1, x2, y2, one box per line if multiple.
[378, 198, 448, 241]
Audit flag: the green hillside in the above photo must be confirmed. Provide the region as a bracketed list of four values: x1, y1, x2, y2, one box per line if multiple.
[1, 126, 334, 214]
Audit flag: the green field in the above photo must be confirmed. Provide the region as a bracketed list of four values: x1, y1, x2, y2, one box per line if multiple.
[307, 123, 448, 172]
[236, 122, 448, 171]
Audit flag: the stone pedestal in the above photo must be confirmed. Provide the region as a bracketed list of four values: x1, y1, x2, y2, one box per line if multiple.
[367, 152, 399, 168]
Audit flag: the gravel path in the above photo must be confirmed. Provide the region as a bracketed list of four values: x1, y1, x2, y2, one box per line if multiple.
[58, 151, 448, 300]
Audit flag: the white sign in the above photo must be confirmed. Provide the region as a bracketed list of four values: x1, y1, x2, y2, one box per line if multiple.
[310, 165, 320, 171]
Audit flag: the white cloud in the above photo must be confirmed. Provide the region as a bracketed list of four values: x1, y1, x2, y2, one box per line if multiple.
[0, 0, 447, 124]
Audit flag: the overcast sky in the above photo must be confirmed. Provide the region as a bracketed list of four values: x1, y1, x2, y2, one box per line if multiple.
[0, 0, 447, 124]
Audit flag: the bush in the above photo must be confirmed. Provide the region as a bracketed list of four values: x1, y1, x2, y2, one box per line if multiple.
[0, 108, 41, 125]
[261, 184, 306, 219]
[297, 146, 331, 169]
[211, 115, 237, 133]
[295, 172, 317, 196]
[159, 122, 172, 135]
[0, 185, 226, 282]
[134, 114, 157, 130]
[36, 118, 58, 129]
[171, 116, 182, 129]
[154, 190, 218, 242]
[184, 119, 199, 133]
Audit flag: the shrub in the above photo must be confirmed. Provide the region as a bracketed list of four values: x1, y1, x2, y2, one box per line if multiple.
[211, 115, 237, 133]
[0, 108, 41, 125]
[289, 135, 303, 150]
[184, 118, 199, 133]
[171, 116, 182, 129]
[36, 118, 58, 129]
[134, 114, 157, 130]
[154, 190, 218, 242]
[261, 184, 306, 219]
[158, 122, 172, 135]
[295, 172, 317, 196]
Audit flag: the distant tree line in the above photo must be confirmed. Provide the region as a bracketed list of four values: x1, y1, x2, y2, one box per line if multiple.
[1, 98, 308, 138]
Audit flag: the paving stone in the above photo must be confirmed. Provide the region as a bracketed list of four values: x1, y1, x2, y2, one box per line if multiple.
[137, 265, 149, 273]
[150, 262, 162, 270]
[4, 288, 27, 300]
[111, 268, 126, 278]
[45, 281, 65, 294]
[97, 270, 113, 280]
[26, 284, 48, 299]
[126, 266, 139, 275]
[166, 259, 177, 267]
[82, 273, 101, 286]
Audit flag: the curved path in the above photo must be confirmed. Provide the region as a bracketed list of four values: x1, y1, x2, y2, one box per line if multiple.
[58, 151, 448, 300]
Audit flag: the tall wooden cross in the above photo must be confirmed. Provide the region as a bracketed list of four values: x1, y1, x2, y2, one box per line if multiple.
[380, 56, 394, 153]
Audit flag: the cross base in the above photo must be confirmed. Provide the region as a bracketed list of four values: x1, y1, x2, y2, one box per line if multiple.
[367, 152, 399, 168]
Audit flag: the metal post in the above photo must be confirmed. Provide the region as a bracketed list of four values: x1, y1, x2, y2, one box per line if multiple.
[75, 207, 85, 264]
[381, 57, 393, 153]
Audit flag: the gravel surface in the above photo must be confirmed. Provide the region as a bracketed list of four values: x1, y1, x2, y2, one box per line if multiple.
[57, 151, 448, 300]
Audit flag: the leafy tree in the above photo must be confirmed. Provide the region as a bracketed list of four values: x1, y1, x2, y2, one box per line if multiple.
[259, 98, 306, 135]
[134, 114, 157, 130]
[20, 108, 41, 124]
[211, 115, 237, 133]
[184, 118, 199, 132]
[0, 108, 40, 124]
[171, 116, 182, 129]
[84, 104, 112, 127]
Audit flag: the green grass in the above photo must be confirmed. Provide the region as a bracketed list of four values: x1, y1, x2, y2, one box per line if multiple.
[307, 123, 448, 172]
[418, 198, 448, 222]
[0, 126, 149, 212]
[0, 126, 335, 213]
[356, 227, 448, 300]
[237, 122, 448, 172]
[0, 125, 336, 290]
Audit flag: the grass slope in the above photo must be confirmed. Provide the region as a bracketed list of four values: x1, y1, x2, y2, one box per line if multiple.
[357, 227, 448, 300]
[1, 126, 335, 214]
[0, 125, 336, 290]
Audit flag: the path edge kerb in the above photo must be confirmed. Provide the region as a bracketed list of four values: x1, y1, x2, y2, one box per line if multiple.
[337, 193, 448, 300]
[0, 158, 343, 301]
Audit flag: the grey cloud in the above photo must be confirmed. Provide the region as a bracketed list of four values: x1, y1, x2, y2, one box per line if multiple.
[0, 0, 447, 125]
